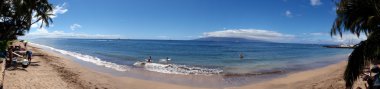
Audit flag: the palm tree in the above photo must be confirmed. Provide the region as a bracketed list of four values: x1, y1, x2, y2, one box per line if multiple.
[331, 0, 380, 88]
[0, 0, 53, 51]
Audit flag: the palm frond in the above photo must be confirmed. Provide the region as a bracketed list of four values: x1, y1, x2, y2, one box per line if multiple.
[0, 0, 54, 50]
[344, 30, 380, 88]
[344, 41, 367, 88]
[331, 0, 380, 37]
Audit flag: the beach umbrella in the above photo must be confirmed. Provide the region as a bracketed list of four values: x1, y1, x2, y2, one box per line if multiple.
[331, 0, 380, 88]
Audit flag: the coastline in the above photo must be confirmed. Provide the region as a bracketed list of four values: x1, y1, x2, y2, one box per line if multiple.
[3, 44, 207, 89]
[229, 61, 349, 89]
[3, 44, 361, 89]
[230, 61, 366, 89]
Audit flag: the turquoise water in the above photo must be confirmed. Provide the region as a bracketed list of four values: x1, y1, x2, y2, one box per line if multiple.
[29, 38, 352, 76]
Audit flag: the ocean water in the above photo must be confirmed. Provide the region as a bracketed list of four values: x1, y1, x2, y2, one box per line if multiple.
[28, 38, 352, 87]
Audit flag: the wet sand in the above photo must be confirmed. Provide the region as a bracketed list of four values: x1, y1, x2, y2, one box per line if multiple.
[1, 43, 365, 89]
[228, 61, 366, 89]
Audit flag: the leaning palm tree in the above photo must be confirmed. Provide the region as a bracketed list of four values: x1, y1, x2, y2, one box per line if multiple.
[0, 0, 53, 51]
[331, 0, 380, 88]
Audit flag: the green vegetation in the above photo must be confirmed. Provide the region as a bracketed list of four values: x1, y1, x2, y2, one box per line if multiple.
[0, 0, 53, 51]
[331, 0, 380, 88]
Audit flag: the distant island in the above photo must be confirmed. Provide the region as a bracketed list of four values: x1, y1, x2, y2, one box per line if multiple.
[194, 37, 269, 42]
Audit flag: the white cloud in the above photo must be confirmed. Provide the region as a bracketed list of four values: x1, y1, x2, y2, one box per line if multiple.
[185, 36, 195, 38]
[299, 32, 367, 44]
[22, 27, 121, 39]
[36, 27, 49, 34]
[307, 32, 329, 36]
[31, 23, 39, 28]
[21, 3, 119, 39]
[331, 33, 367, 44]
[285, 10, 292, 17]
[50, 3, 68, 18]
[70, 24, 82, 30]
[310, 0, 322, 6]
[157, 36, 169, 39]
[203, 29, 295, 42]
[30, 3, 68, 28]
[201, 30, 366, 44]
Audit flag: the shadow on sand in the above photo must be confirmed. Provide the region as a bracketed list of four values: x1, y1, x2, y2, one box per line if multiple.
[6, 61, 41, 71]
[6, 67, 28, 72]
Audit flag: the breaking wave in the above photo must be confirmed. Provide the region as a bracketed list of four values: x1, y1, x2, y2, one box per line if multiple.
[134, 61, 223, 75]
[30, 42, 130, 71]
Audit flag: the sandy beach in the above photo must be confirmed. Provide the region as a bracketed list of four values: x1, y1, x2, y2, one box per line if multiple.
[3, 43, 209, 89]
[0, 44, 362, 89]
[0, 0, 372, 89]
[230, 61, 365, 89]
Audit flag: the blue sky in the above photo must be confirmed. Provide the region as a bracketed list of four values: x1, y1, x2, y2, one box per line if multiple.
[22, 0, 367, 44]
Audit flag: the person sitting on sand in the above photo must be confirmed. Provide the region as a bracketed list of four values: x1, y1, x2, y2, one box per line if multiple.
[363, 66, 380, 89]
[372, 66, 380, 88]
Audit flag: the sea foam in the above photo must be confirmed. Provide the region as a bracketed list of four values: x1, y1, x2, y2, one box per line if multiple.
[134, 62, 223, 75]
[30, 42, 129, 71]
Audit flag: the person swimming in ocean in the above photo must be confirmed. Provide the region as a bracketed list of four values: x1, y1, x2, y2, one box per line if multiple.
[165, 57, 171, 63]
[146, 56, 152, 62]
[166, 57, 171, 61]
[239, 52, 244, 59]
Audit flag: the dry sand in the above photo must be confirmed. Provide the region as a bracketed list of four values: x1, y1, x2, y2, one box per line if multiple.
[229, 61, 366, 89]
[0, 43, 366, 89]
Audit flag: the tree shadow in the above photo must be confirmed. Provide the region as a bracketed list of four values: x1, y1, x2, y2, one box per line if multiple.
[30, 61, 40, 66]
[5, 60, 40, 71]
[30, 61, 40, 63]
[6, 67, 28, 72]
[30, 63, 40, 66]
[32, 53, 44, 56]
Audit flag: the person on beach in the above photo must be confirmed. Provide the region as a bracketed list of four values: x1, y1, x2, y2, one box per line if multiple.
[372, 66, 380, 89]
[24, 41, 28, 50]
[6, 46, 14, 67]
[26, 50, 32, 62]
[362, 66, 380, 89]
[15, 45, 21, 51]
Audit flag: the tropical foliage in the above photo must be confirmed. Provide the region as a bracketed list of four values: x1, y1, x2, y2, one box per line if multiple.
[0, 0, 53, 51]
[331, 0, 380, 88]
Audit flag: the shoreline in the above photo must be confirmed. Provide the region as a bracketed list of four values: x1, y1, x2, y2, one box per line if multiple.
[4, 43, 210, 89]
[230, 61, 366, 89]
[230, 61, 349, 89]
[2, 44, 361, 89]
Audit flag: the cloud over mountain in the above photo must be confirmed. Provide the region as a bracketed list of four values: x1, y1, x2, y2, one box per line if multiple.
[202, 29, 295, 42]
